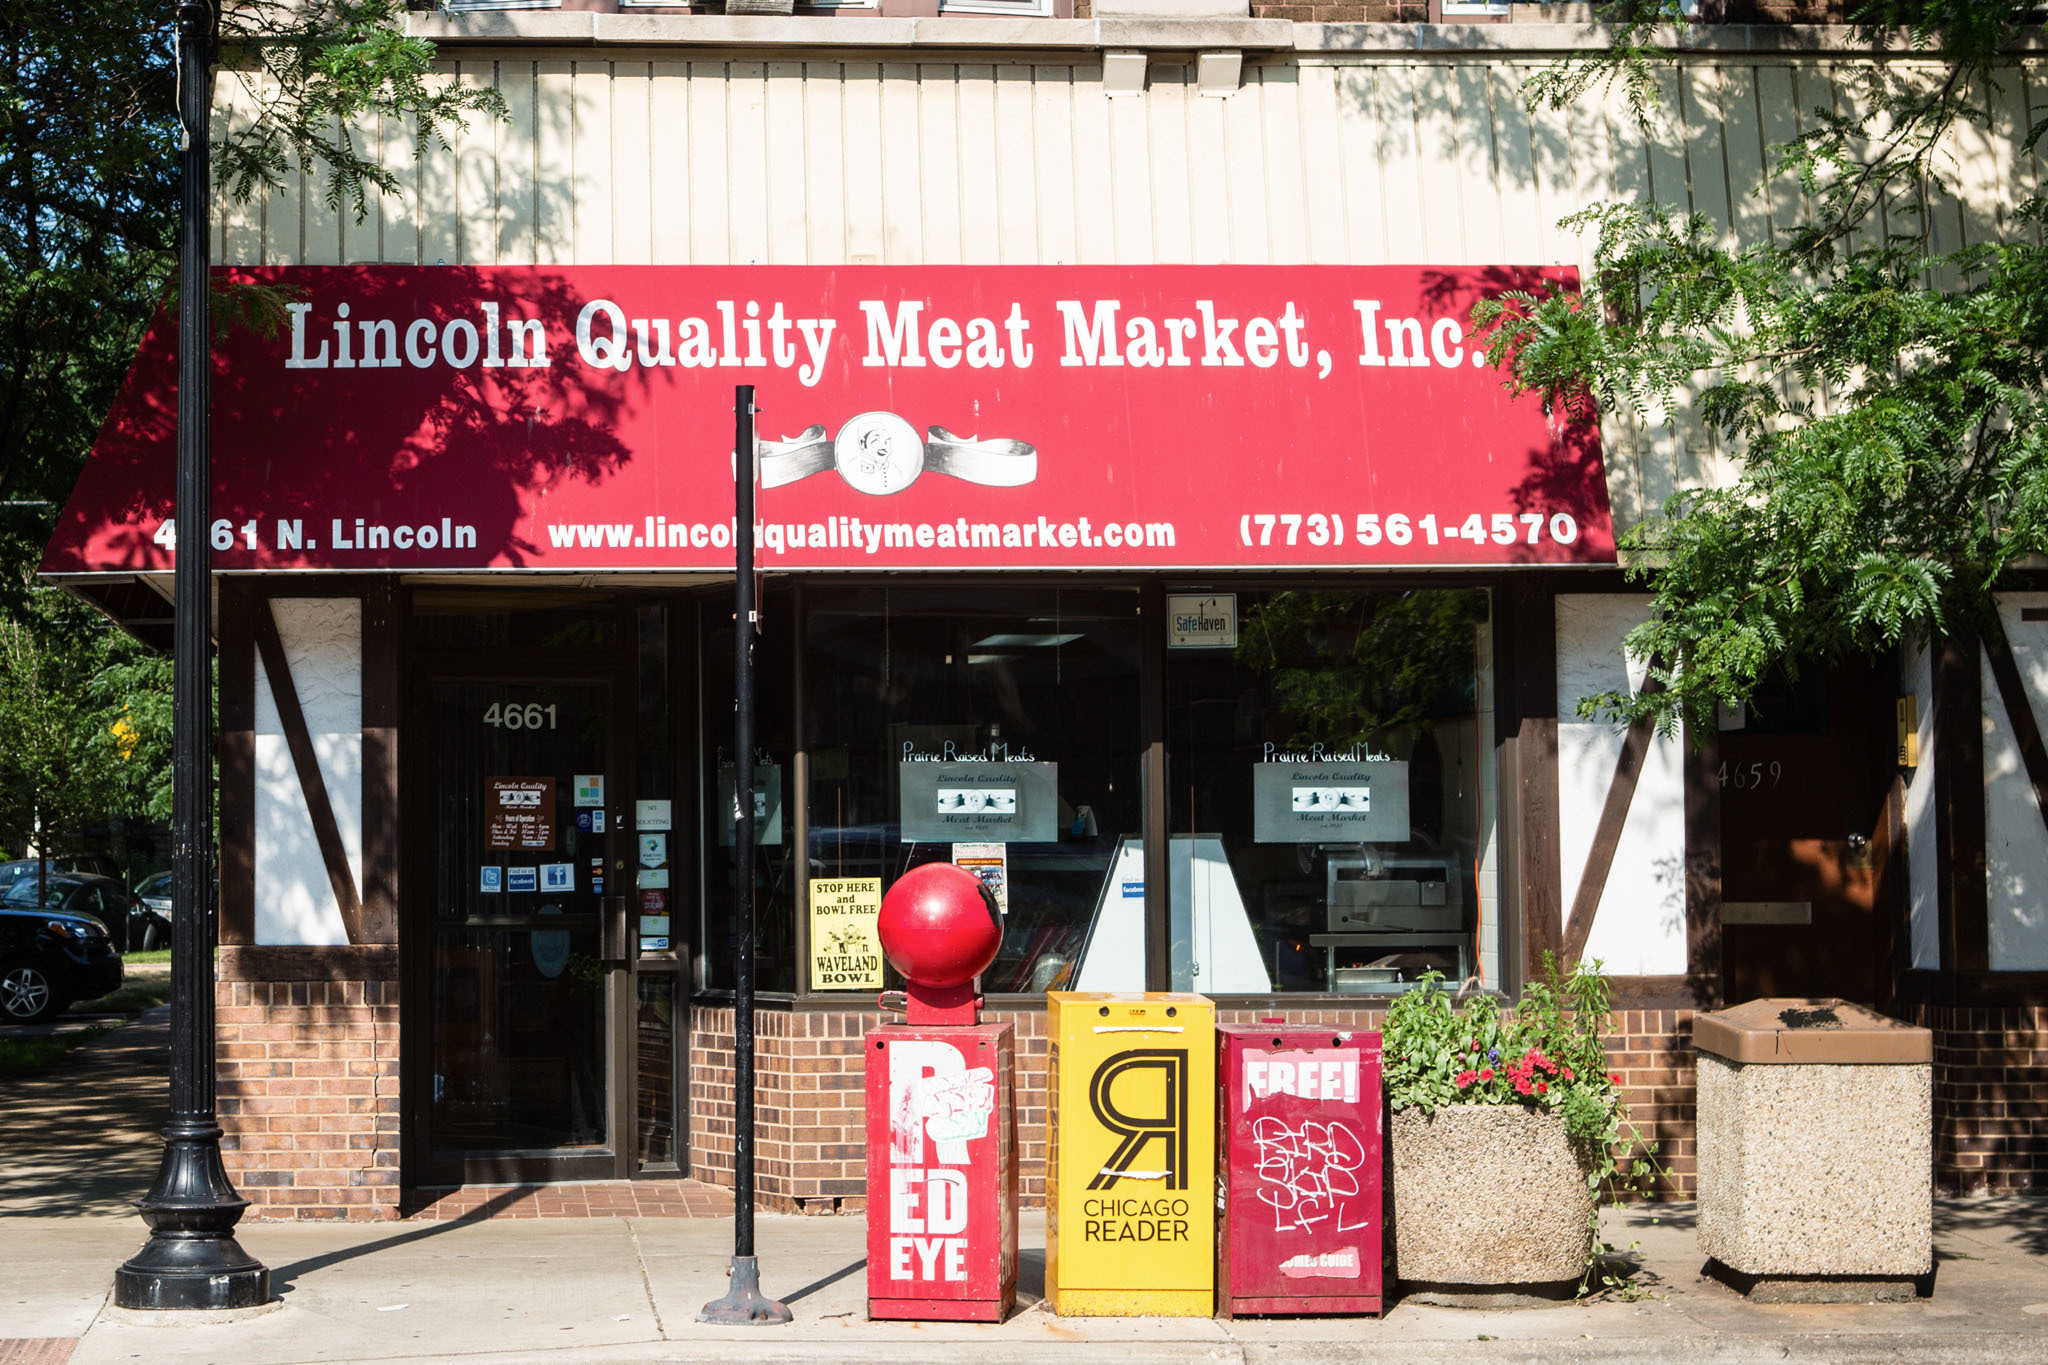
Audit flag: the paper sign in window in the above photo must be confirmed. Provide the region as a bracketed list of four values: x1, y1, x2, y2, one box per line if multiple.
[935, 786, 1017, 815]
[1290, 787, 1371, 813]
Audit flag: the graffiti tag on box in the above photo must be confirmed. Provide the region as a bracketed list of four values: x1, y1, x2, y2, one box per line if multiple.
[886, 1040, 985, 1284]
[1242, 1048, 1373, 1254]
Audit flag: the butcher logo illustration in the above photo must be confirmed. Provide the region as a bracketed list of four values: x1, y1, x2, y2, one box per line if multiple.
[754, 412, 1038, 495]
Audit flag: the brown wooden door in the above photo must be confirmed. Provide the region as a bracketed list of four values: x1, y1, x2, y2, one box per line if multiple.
[1718, 656, 1900, 1005]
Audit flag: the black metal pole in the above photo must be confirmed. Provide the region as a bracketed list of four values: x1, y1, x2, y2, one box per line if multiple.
[114, 0, 269, 1312]
[701, 385, 789, 1326]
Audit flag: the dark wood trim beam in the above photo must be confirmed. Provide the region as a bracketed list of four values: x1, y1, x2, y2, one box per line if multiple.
[219, 943, 398, 983]
[1606, 974, 1706, 1011]
[1956, 968, 2048, 1006]
[218, 584, 256, 946]
[1934, 631, 1988, 977]
[1683, 723, 1723, 1009]
[1141, 581, 1170, 994]
[252, 597, 366, 945]
[359, 579, 400, 945]
[1511, 581, 1562, 987]
[1562, 674, 1666, 967]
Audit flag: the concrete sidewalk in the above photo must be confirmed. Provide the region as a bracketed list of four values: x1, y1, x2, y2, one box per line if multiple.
[5, 1198, 2046, 1364]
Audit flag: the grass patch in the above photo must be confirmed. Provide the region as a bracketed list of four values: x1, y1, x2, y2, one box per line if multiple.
[0, 1025, 109, 1075]
[124, 948, 172, 965]
[73, 976, 174, 1015]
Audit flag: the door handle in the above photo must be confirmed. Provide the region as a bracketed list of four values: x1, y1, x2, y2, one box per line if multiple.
[601, 894, 630, 967]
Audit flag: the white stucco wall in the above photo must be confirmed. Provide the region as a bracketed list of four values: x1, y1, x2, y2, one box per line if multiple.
[254, 598, 364, 946]
[1555, 593, 1687, 977]
[1984, 592, 2048, 971]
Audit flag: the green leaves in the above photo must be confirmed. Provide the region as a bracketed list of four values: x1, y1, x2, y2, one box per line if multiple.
[1481, 3, 2048, 731]
[0, 588, 174, 853]
[217, 2, 506, 222]
[0, 3, 502, 600]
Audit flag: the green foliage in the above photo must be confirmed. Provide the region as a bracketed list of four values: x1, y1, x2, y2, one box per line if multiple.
[0, 2, 500, 598]
[1234, 590, 1487, 749]
[215, 2, 505, 221]
[1477, 2, 2048, 732]
[1383, 955, 1663, 1293]
[0, 588, 174, 857]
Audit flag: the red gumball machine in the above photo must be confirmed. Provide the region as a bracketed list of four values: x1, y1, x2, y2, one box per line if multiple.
[865, 863, 1019, 1323]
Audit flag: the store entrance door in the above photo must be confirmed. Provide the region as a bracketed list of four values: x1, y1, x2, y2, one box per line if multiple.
[1719, 656, 1900, 1005]
[415, 673, 632, 1184]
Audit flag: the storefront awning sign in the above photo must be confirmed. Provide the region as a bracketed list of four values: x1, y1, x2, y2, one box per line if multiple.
[43, 265, 1616, 575]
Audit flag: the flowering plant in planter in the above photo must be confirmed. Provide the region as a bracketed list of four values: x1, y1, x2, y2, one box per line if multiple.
[1383, 953, 1661, 1291]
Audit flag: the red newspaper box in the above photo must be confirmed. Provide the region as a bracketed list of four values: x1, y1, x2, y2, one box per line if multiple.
[865, 1024, 1017, 1321]
[1217, 1025, 1384, 1317]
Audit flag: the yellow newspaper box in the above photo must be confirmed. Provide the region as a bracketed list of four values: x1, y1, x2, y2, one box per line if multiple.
[1046, 992, 1215, 1317]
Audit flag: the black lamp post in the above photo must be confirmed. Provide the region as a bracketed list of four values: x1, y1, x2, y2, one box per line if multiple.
[700, 386, 790, 1326]
[113, 0, 270, 1311]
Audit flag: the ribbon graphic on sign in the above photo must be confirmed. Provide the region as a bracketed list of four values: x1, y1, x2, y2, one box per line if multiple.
[755, 412, 1038, 495]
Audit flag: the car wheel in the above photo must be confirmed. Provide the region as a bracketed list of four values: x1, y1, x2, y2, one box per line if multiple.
[0, 959, 63, 1024]
[141, 920, 168, 952]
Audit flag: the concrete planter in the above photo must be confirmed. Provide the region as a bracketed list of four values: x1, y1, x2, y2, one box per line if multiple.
[1695, 999, 1934, 1302]
[1389, 1105, 1597, 1299]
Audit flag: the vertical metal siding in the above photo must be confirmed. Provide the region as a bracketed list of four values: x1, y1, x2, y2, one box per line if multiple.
[216, 54, 2040, 528]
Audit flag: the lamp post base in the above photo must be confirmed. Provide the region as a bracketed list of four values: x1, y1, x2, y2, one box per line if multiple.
[113, 1122, 271, 1312]
[700, 1256, 793, 1325]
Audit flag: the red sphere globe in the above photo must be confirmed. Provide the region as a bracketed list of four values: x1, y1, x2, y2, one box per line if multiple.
[877, 862, 1003, 988]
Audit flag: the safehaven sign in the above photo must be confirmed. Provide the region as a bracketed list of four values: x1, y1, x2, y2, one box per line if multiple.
[44, 265, 1614, 574]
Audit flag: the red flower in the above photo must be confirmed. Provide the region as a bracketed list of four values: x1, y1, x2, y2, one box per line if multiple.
[1535, 1080, 1548, 1095]
[1470, 1041, 1481, 1052]
[1562, 1067, 1575, 1081]
[1478, 1068, 1495, 1082]
[1608, 1072, 1623, 1086]
[1455, 1070, 1477, 1089]
[1515, 1078, 1533, 1096]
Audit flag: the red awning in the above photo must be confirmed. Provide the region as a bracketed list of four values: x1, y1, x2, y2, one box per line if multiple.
[45, 264, 1613, 579]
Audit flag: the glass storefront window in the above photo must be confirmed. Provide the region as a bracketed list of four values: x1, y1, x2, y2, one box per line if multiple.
[804, 586, 1143, 995]
[1167, 588, 1498, 996]
[636, 973, 679, 1167]
[412, 589, 619, 651]
[699, 592, 798, 993]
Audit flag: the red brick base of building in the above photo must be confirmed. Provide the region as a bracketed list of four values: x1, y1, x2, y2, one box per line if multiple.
[684, 1002, 1701, 1212]
[1897, 1003, 2048, 1194]
[215, 946, 402, 1221]
[210, 980, 2038, 1220]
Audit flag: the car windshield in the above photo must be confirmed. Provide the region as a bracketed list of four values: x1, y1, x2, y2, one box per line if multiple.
[136, 873, 172, 897]
[1, 879, 79, 909]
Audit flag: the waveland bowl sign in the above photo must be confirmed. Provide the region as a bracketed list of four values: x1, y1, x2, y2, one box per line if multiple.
[46, 265, 1614, 577]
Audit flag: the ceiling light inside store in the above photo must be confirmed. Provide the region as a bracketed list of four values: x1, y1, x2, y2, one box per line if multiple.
[967, 653, 1020, 666]
[971, 633, 1083, 648]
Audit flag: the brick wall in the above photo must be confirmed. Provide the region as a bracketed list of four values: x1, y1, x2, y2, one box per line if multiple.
[1897, 1003, 2048, 1195]
[1242, 2, 1844, 23]
[1247, 3, 1427, 22]
[216, 946, 403, 1220]
[687, 1000, 1697, 1210]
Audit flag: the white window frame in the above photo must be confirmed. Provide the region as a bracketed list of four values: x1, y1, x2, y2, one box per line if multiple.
[937, 0, 1057, 16]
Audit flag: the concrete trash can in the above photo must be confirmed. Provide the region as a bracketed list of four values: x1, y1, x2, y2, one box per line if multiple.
[1694, 998, 1933, 1302]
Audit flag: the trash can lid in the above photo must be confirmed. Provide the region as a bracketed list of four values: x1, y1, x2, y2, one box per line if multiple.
[1695, 998, 1931, 1064]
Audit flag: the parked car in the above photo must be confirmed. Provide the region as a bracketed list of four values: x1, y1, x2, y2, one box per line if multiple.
[0, 874, 144, 953]
[0, 902, 123, 1024]
[0, 854, 126, 893]
[131, 872, 173, 949]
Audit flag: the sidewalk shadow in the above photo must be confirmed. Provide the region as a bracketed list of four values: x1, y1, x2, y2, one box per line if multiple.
[781, 1256, 865, 1306]
[0, 1011, 171, 1217]
[1935, 1196, 2048, 1259]
[267, 1185, 540, 1295]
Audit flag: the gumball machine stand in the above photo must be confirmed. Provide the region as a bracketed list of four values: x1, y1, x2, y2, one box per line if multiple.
[864, 863, 1018, 1323]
